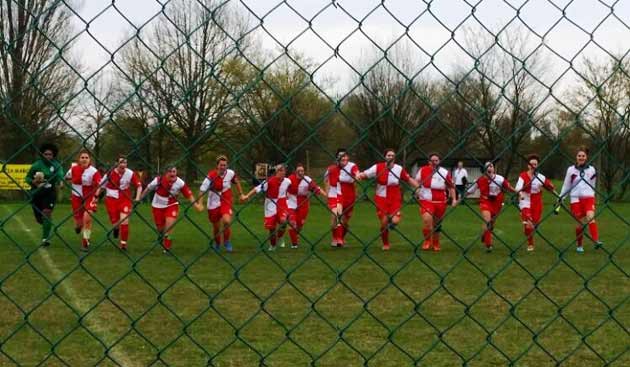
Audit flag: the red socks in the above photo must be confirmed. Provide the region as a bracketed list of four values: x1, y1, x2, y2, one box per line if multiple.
[223, 226, 231, 242]
[332, 226, 344, 244]
[164, 236, 172, 250]
[269, 230, 277, 247]
[422, 228, 431, 241]
[483, 229, 492, 247]
[381, 228, 389, 247]
[120, 224, 129, 242]
[575, 226, 584, 247]
[289, 228, 299, 245]
[588, 222, 599, 242]
[524, 226, 534, 246]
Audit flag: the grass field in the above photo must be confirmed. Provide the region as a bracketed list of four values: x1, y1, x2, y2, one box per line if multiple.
[0, 194, 628, 367]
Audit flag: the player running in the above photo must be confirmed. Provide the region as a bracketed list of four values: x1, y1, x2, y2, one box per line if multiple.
[558, 147, 602, 253]
[241, 164, 292, 251]
[95, 156, 143, 250]
[465, 162, 515, 252]
[139, 166, 203, 253]
[324, 151, 346, 247]
[337, 149, 360, 244]
[25, 144, 65, 247]
[357, 149, 420, 251]
[416, 153, 457, 252]
[198, 155, 244, 253]
[514, 154, 556, 252]
[285, 163, 325, 248]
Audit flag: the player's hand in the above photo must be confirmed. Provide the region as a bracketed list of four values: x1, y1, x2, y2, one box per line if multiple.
[193, 202, 203, 212]
[451, 199, 458, 208]
[240, 194, 247, 203]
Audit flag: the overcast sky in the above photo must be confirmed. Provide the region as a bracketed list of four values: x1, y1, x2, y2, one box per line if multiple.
[73, 0, 630, 95]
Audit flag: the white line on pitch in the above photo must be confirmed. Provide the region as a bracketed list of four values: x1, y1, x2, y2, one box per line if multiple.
[2, 208, 136, 367]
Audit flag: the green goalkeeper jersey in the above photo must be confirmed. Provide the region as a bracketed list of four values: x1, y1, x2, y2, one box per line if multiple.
[25, 158, 64, 190]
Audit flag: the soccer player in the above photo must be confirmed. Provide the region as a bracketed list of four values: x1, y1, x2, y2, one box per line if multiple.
[198, 155, 244, 252]
[95, 156, 143, 250]
[357, 149, 420, 251]
[139, 166, 203, 253]
[25, 143, 64, 247]
[416, 153, 457, 252]
[514, 154, 556, 252]
[324, 151, 346, 247]
[65, 149, 102, 251]
[337, 149, 360, 244]
[558, 147, 601, 253]
[241, 164, 292, 251]
[285, 163, 325, 248]
[453, 161, 468, 200]
[465, 162, 515, 252]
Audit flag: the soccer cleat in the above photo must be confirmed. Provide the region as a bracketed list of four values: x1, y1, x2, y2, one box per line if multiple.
[291, 244, 299, 249]
[119, 242, 127, 251]
[75, 227, 81, 234]
[337, 242, 345, 248]
[330, 242, 338, 248]
[576, 246, 584, 254]
[527, 245, 535, 252]
[594, 241, 603, 250]
[267, 245, 276, 251]
[225, 241, 233, 253]
[113, 228, 119, 239]
[433, 242, 441, 252]
[382, 243, 391, 251]
[422, 240, 432, 251]
[163, 248, 171, 255]
[212, 241, 221, 251]
[41, 240, 51, 248]
[280, 240, 286, 248]
[485, 245, 493, 253]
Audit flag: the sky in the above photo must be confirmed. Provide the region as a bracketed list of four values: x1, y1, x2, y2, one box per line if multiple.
[71, 0, 630, 96]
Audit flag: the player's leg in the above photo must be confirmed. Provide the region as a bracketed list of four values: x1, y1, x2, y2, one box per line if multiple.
[521, 208, 535, 251]
[480, 209, 493, 250]
[583, 198, 601, 248]
[341, 194, 355, 241]
[570, 202, 585, 251]
[221, 212, 233, 252]
[152, 207, 167, 250]
[420, 201, 434, 251]
[265, 216, 279, 250]
[162, 215, 177, 252]
[71, 196, 84, 233]
[432, 204, 446, 252]
[81, 210, 93, 250]
[118, 201, 132, 250]
[105, 197, 120, 240]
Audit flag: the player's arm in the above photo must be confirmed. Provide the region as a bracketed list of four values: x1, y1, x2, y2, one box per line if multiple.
[357, 165, 376, 181]
[464, 180, 478, 198]
[94, 173, 109, 198]
[446, 174, 457, 207]
[514, 176, 525, 201]
[137, 177, 157, 202]
[181, 184, 203, 212]
[242, 181, 264, 202]
[133, 173, 143, 201]
[503, 178, 516, 193]
[196, 176, 211, 205]
[558, 168, 573, 203]
[233, 175, 244, 198]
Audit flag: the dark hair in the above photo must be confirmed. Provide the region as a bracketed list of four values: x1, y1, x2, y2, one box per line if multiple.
[336, 148, 348, 161]
[527, 154, 540, 163]
[577, 146, 589, 155]
[77, 149, 91, 160]
[383, 148, 395, 156]
[428, 152, 440, 160]
[165, 165, 177, 173]
[117, 154, 127, 162]
[39, 143, 58, 158]
[295, 162, 305, 170]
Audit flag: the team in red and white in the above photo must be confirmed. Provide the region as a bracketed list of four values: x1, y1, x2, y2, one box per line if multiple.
[324, 152, 346, 247]
[357, 149, 419, 251]
[198, 155, 244, 253]
[139, 166, 203, 252]
[285, 163, 325, 248]
[241, 164, 292, 251]
[558, 147, 602, 253]
[514, 154, 556, 252]
[465, 162, 515, 252]
[95, 156, 143, 250]
[416, 153, 457, 252]
[337, 150, 360, 244]
[65, 149, 102, 251]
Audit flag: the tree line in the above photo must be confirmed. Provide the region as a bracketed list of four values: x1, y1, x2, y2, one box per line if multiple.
[1, 0, 628, 199]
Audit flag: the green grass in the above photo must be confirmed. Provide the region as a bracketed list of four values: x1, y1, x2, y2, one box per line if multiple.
[0, 195, 628, 367]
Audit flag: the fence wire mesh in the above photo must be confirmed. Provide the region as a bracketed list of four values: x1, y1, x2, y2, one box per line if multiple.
[1, 0, 629, 366]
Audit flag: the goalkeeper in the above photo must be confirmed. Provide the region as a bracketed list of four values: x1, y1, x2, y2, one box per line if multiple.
[25, 143, 64, 247]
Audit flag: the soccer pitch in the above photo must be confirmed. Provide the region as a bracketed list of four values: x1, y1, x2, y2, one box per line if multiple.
[0, 198, 628, 366]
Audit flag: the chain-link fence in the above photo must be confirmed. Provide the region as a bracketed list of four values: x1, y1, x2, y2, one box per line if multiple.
[1, 0, 629, 366]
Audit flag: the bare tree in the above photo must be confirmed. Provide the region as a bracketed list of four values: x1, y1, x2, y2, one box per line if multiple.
[0, 0, 80, 161]
[82, 76, 117, 161]
[572, 56, 630, 199]
[118, 0, 250, 181]
[342, 45, 438, 164]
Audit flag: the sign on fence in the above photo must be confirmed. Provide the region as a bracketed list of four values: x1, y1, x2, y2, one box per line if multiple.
[0, 164, 30, 190]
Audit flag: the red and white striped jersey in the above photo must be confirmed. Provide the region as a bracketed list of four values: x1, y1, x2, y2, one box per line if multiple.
[147, 175, 193, 208]
[200, 169, 237, 210]
[416, 165, 453, 203]
[515, 171, 553, 209]
[339, 162, 359, 195]
[467, 174, 509, 203]
[287, 174, 321, 209]
[65, 164, 101, 198]
[99, 168, 141, 200]
[324, 164, 342, 198]
[255, 176, 291, 217]
[363, 162, 411, 198]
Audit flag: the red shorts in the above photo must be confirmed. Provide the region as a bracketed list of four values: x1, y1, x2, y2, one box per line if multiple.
[341, 191, 356, 217]
[105, 197, 132, 224]
[480, 200, 502, 217]
[152, 205, 179, 228]
[288, 201, 310, 228]
[327, 197, 340, 211]
[375, 196, 402, 218]
[71, 195, 97, 222]
[570, 197, 595, 219]
[264, 201, 288, 230]
[420, 200, 447, 221]
[208, 200, 233, 223]
[521, 200, 542, 224]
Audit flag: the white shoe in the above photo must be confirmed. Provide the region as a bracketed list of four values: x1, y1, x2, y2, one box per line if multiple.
[280, 240, 285, 248]
[527, 245, 534, 252]
[268, 245, 276, 251]
[291, 244, 299, 249]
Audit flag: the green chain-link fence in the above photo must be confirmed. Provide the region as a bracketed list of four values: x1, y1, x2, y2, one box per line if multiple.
[1, 0, 629, 365]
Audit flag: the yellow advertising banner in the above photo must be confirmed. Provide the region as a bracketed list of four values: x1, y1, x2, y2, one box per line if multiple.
[0, 164, 30, 190]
